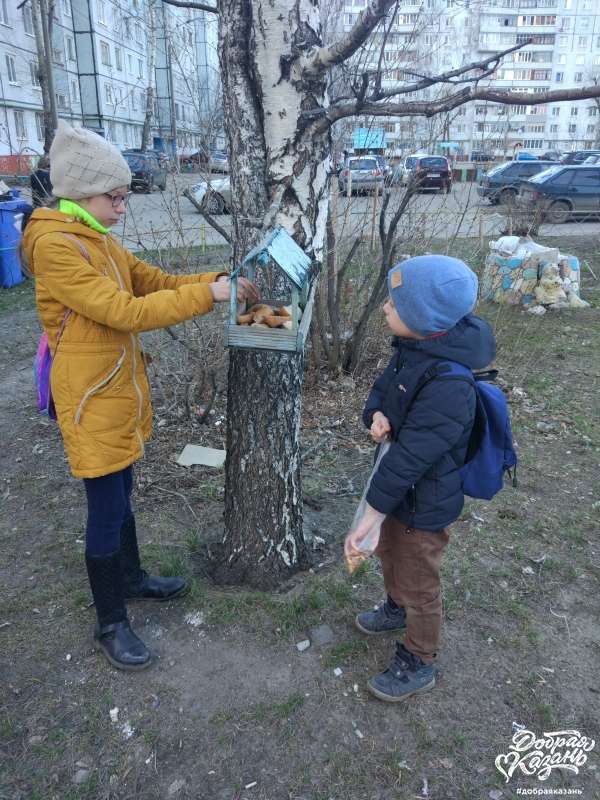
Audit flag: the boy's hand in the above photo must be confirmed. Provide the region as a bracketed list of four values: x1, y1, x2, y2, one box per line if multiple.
[209, 276, 259, 305]
[370, 411, 391, 443]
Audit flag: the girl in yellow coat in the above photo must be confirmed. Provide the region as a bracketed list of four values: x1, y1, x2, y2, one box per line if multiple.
[22, 121, 257, 671]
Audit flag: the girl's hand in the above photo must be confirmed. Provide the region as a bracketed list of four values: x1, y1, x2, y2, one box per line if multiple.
[370, 411, 391, 443]
[210, 276, 259, 304]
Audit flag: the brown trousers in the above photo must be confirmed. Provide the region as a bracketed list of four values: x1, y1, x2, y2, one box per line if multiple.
[375, 516, 450, 664]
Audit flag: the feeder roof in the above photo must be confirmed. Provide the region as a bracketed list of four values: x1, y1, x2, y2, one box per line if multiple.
[242, 226, 311, 289]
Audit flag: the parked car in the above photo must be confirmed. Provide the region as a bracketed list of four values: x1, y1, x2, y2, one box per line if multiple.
[122, 150, 167, 192]
[477, 159, 559, 205]
[338, 156, 384, 194]
[471, 151, 494, 163]
[514, 151, 538, 161]
[373, 155, 393, 184]
[560, 150, 600, 165]
[392, 153, 425, 185]
[540, 150, 562, 161]
[411, 155, 452, 192]
[209, 151, 229, 173]
[583, 154, 600, 164]
[516, 164, 600, 224]
[189, 176, 232, 214]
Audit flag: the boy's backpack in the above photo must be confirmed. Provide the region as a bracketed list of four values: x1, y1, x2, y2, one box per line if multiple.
[33, 234, 89, 420]
[416, 361, 518, 500]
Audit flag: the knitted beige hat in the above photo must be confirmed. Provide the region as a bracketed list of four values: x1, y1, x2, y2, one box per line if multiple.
[50, 120, 131, 199]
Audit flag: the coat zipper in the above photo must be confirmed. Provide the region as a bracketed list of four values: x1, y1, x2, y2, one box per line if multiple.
[74, 348, 126, 424]
[104, 238, 145, 456]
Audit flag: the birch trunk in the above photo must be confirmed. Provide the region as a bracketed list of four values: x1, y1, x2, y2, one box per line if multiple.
[141, 2, 157, 152]
[213, 0, 331, 588]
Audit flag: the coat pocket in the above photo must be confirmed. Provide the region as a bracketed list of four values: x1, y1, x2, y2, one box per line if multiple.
[74, 347, 127, 424]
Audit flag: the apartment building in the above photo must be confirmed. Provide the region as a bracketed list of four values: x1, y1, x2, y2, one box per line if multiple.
[338, 0, 600, 156]
[0, 0, 220, 157]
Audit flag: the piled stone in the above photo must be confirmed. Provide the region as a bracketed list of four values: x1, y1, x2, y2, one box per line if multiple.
[481, 236, 588, 312]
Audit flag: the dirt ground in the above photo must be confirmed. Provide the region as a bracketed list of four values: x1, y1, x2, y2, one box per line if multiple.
[1, 239, 599, 800]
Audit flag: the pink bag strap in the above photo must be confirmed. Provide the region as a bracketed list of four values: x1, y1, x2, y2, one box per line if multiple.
[51, 234, 91, 356]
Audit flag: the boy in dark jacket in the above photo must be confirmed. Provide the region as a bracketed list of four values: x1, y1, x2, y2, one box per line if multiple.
[346, 255, 496, 702]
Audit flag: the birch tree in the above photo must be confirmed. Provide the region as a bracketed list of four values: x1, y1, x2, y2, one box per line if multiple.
[166, 0, 600, 588]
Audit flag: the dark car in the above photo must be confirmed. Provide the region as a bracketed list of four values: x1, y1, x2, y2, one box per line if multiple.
[122, 150, 167, 192]
[471, 151, 494, 163]
[559, 150, 600, 165]
[540, 150, 562, 161]
[516, 164, 600, 224]
[477, 160, 559, 204]
[412, 155, 452, 192]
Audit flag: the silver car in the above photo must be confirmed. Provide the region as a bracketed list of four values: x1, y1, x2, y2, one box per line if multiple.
[338, 156, 384, 194]
[189, 176, 231, 214]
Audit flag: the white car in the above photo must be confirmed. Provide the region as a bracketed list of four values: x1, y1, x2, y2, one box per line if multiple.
[189, 176, 231, 214]
[393, 153, 428, 186]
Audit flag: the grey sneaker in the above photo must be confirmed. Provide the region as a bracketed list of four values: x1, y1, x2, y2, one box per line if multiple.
[367, 642, 436, 703]
[355, 598, 407, 635]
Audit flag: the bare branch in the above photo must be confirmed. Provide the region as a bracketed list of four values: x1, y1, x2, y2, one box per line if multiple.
[162, 0, 218, 13]
[183, 188, 232, 245]
[313, 84, 600, 134]
[302, 0, 398, 75]
[332, 40, 531, 105]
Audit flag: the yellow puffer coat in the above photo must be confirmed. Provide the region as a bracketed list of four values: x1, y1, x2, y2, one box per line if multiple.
[22, 209, 224, 479]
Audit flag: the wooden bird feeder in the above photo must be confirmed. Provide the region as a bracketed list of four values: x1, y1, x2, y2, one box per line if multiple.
[226, 226, 314, 353]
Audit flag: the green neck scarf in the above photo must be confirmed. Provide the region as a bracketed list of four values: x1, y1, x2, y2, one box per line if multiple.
[59, 199, 109, 234]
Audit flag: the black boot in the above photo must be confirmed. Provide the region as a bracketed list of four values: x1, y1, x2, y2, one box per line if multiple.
[85, 551, 152, 671]
[120, 516, 188, 601]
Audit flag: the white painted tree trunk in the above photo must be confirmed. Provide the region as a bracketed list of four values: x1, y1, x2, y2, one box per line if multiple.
[214, 0, 331, 587]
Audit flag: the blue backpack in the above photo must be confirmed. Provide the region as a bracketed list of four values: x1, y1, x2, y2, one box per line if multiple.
[421, 362, 518, 500]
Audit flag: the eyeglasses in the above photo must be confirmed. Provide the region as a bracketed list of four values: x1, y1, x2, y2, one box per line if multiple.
[103, 192, 131, 208]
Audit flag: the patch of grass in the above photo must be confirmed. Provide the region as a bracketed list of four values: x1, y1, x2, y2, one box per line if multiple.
[322, 639, 369, 668]
[536, 702, 555, 728]
[143, 544, 188, 577]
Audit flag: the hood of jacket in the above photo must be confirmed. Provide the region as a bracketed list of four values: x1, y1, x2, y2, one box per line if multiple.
[22, 208, 107, 275]
[392, 314, 496, 370]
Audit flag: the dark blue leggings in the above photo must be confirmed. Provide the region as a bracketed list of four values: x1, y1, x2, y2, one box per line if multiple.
[83, 466, 133, 556]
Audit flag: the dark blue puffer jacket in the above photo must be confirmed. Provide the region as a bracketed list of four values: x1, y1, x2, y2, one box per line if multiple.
[363, 314, 496, 531]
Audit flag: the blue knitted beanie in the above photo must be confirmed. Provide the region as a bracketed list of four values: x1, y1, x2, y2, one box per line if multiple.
[387, 255, 478, 336]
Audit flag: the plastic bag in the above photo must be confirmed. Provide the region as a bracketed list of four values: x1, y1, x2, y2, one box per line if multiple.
[344, 441, 390, 574]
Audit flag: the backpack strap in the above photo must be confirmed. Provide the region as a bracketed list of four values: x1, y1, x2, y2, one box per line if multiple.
[51, 234, 91, 357]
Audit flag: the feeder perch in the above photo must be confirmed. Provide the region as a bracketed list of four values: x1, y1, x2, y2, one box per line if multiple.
[226, 226, 314, 352]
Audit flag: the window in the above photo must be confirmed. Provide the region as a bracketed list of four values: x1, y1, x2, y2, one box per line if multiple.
[550, 170, 573, 186]
[564, 0, 572, 7]
[557, 54, 566, 65]
[63, 0, 72, 16]
[577, 36, 588, 48]
[97, 0, 106, 24]
[115, 47, 122, 71]
[574, 73, 583, 83]
[66, 36, 75, 61]
[131, 90, 137, 110]
[30, 61, 40, 87]
[13, 110, 26, 139]
[594, 55, 600, 66]
[571, 107, 578, 116]
[555, 71, 564, 82]
[100, 41, 111, 66]
[561, 18, 571, 30]
[104, 83, 113, 104]
[558, 35, 568, 47]
[135, 22, 142, 43]
[552, 107, 560, 116]
[571, 169, 600, 186]
[587, 124, 596, 134]
[550, 124, 558, 133]
[137, 58, 143, 78]
[0, 0, 9, 25]
[5, 54, 17, 84]
[55, 92, 67, 109]
[35, 112, 44, 140]
[23, 5, 34, 34]
[576, 55, 585, 66]
[124, 17, 131, 37]
[71, 79, 79, 102]
[568, 123, 577, 133]
[128, 53, 133, 73]
[588, 107, 598, 117]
